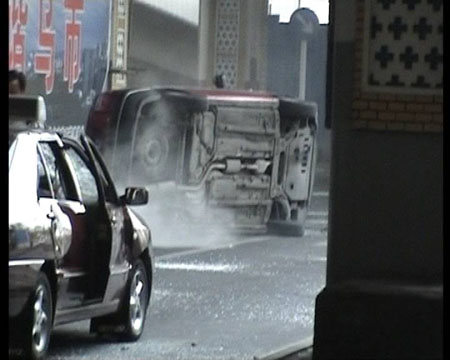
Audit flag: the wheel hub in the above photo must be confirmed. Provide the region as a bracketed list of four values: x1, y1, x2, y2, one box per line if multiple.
[130, 270, 146, 333]
[32, 287, 50, 353]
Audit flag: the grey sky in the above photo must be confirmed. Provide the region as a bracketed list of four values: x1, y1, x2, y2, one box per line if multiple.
[137, 0, 329, 25]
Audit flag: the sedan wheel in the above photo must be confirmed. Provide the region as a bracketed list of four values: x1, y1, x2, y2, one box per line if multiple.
[32, 285, 51, 354]
[89, 259, 150, 341]
[123, 259, 149, 340]
[18, 273, 53, 360]
[129, 264, 147, 335]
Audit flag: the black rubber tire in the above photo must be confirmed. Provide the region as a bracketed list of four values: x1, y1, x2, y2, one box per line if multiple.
[119, 259, 149, 341]
[268, 199, 307, 237]
[132, 120, 179, 184]
[268, 220, 305, 237]
[129, 90, 207, 185]
[90, 259, 150, 342]
[15, 273, 53, 360]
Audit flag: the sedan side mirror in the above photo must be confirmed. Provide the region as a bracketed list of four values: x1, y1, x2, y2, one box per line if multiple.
[121, 187, 149, 206]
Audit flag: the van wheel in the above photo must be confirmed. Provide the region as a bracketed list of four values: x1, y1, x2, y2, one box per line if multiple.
[133, 122, 179, 184]
[136, 125, 170, 175]
[268, 198, 307, 237]
[17, 273, 53, 360]
[268, 219, 305, 237]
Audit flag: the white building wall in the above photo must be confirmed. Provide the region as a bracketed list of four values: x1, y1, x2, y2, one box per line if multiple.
[136, 0, 200, 25]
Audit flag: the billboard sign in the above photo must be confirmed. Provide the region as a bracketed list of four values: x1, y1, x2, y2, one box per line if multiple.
[9, 0, 111, 126]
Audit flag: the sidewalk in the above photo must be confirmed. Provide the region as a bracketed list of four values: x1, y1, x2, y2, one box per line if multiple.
[279, 347, 313, 360]
[256, 345, 313, 360]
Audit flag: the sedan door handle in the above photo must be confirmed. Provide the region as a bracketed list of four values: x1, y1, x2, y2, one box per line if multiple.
[110, 215, 117, 224]
[47, 212, 55, 220]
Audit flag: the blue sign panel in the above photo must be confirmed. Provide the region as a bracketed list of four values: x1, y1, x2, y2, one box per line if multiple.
[9, 0, 111, 126]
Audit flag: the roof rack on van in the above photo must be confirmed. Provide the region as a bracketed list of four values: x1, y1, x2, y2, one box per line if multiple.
[9, 95, 47, 129]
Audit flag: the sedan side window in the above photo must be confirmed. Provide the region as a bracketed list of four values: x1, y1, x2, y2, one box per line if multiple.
[88, 144, 118, 203]
[37, 149, 52, 198]
[39, 141, 79, 201]
[39, 142, 67, 200]
[65, 147, 99, 205]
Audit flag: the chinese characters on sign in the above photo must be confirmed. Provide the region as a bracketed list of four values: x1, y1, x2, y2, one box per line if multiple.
[116, 30, 125, 68]
[64, 0, 84, 93]
[111, 0, 128, 89]
[9, 0, 110, 127]
[9, 0, 86, 94]
[9, 0, 28, 72]
[34, 0, 55, 94]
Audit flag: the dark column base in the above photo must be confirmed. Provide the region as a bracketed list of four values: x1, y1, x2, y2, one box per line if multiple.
[312, 282, 442, 360]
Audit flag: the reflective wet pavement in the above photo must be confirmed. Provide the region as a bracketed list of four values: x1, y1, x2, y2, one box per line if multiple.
[47, 162, 329, 360]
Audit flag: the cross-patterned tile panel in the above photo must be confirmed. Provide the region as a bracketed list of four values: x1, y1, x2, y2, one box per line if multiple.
[363, 0, 442, 94]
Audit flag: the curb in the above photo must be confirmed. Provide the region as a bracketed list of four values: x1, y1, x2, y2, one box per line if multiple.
[253, 336, 314, 360]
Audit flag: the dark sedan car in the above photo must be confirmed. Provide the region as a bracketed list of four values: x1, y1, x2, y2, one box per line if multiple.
[9, 96, 154, 359]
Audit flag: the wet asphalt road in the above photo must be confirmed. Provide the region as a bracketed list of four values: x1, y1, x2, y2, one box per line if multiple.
[46, 163, 329, 360]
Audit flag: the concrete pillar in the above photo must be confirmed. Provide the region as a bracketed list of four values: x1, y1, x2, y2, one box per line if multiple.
[198, 0, 216, 87]
[238, 0, 268, 90]
[197, 0, 268, 90]
[312, 0, 443, 358]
